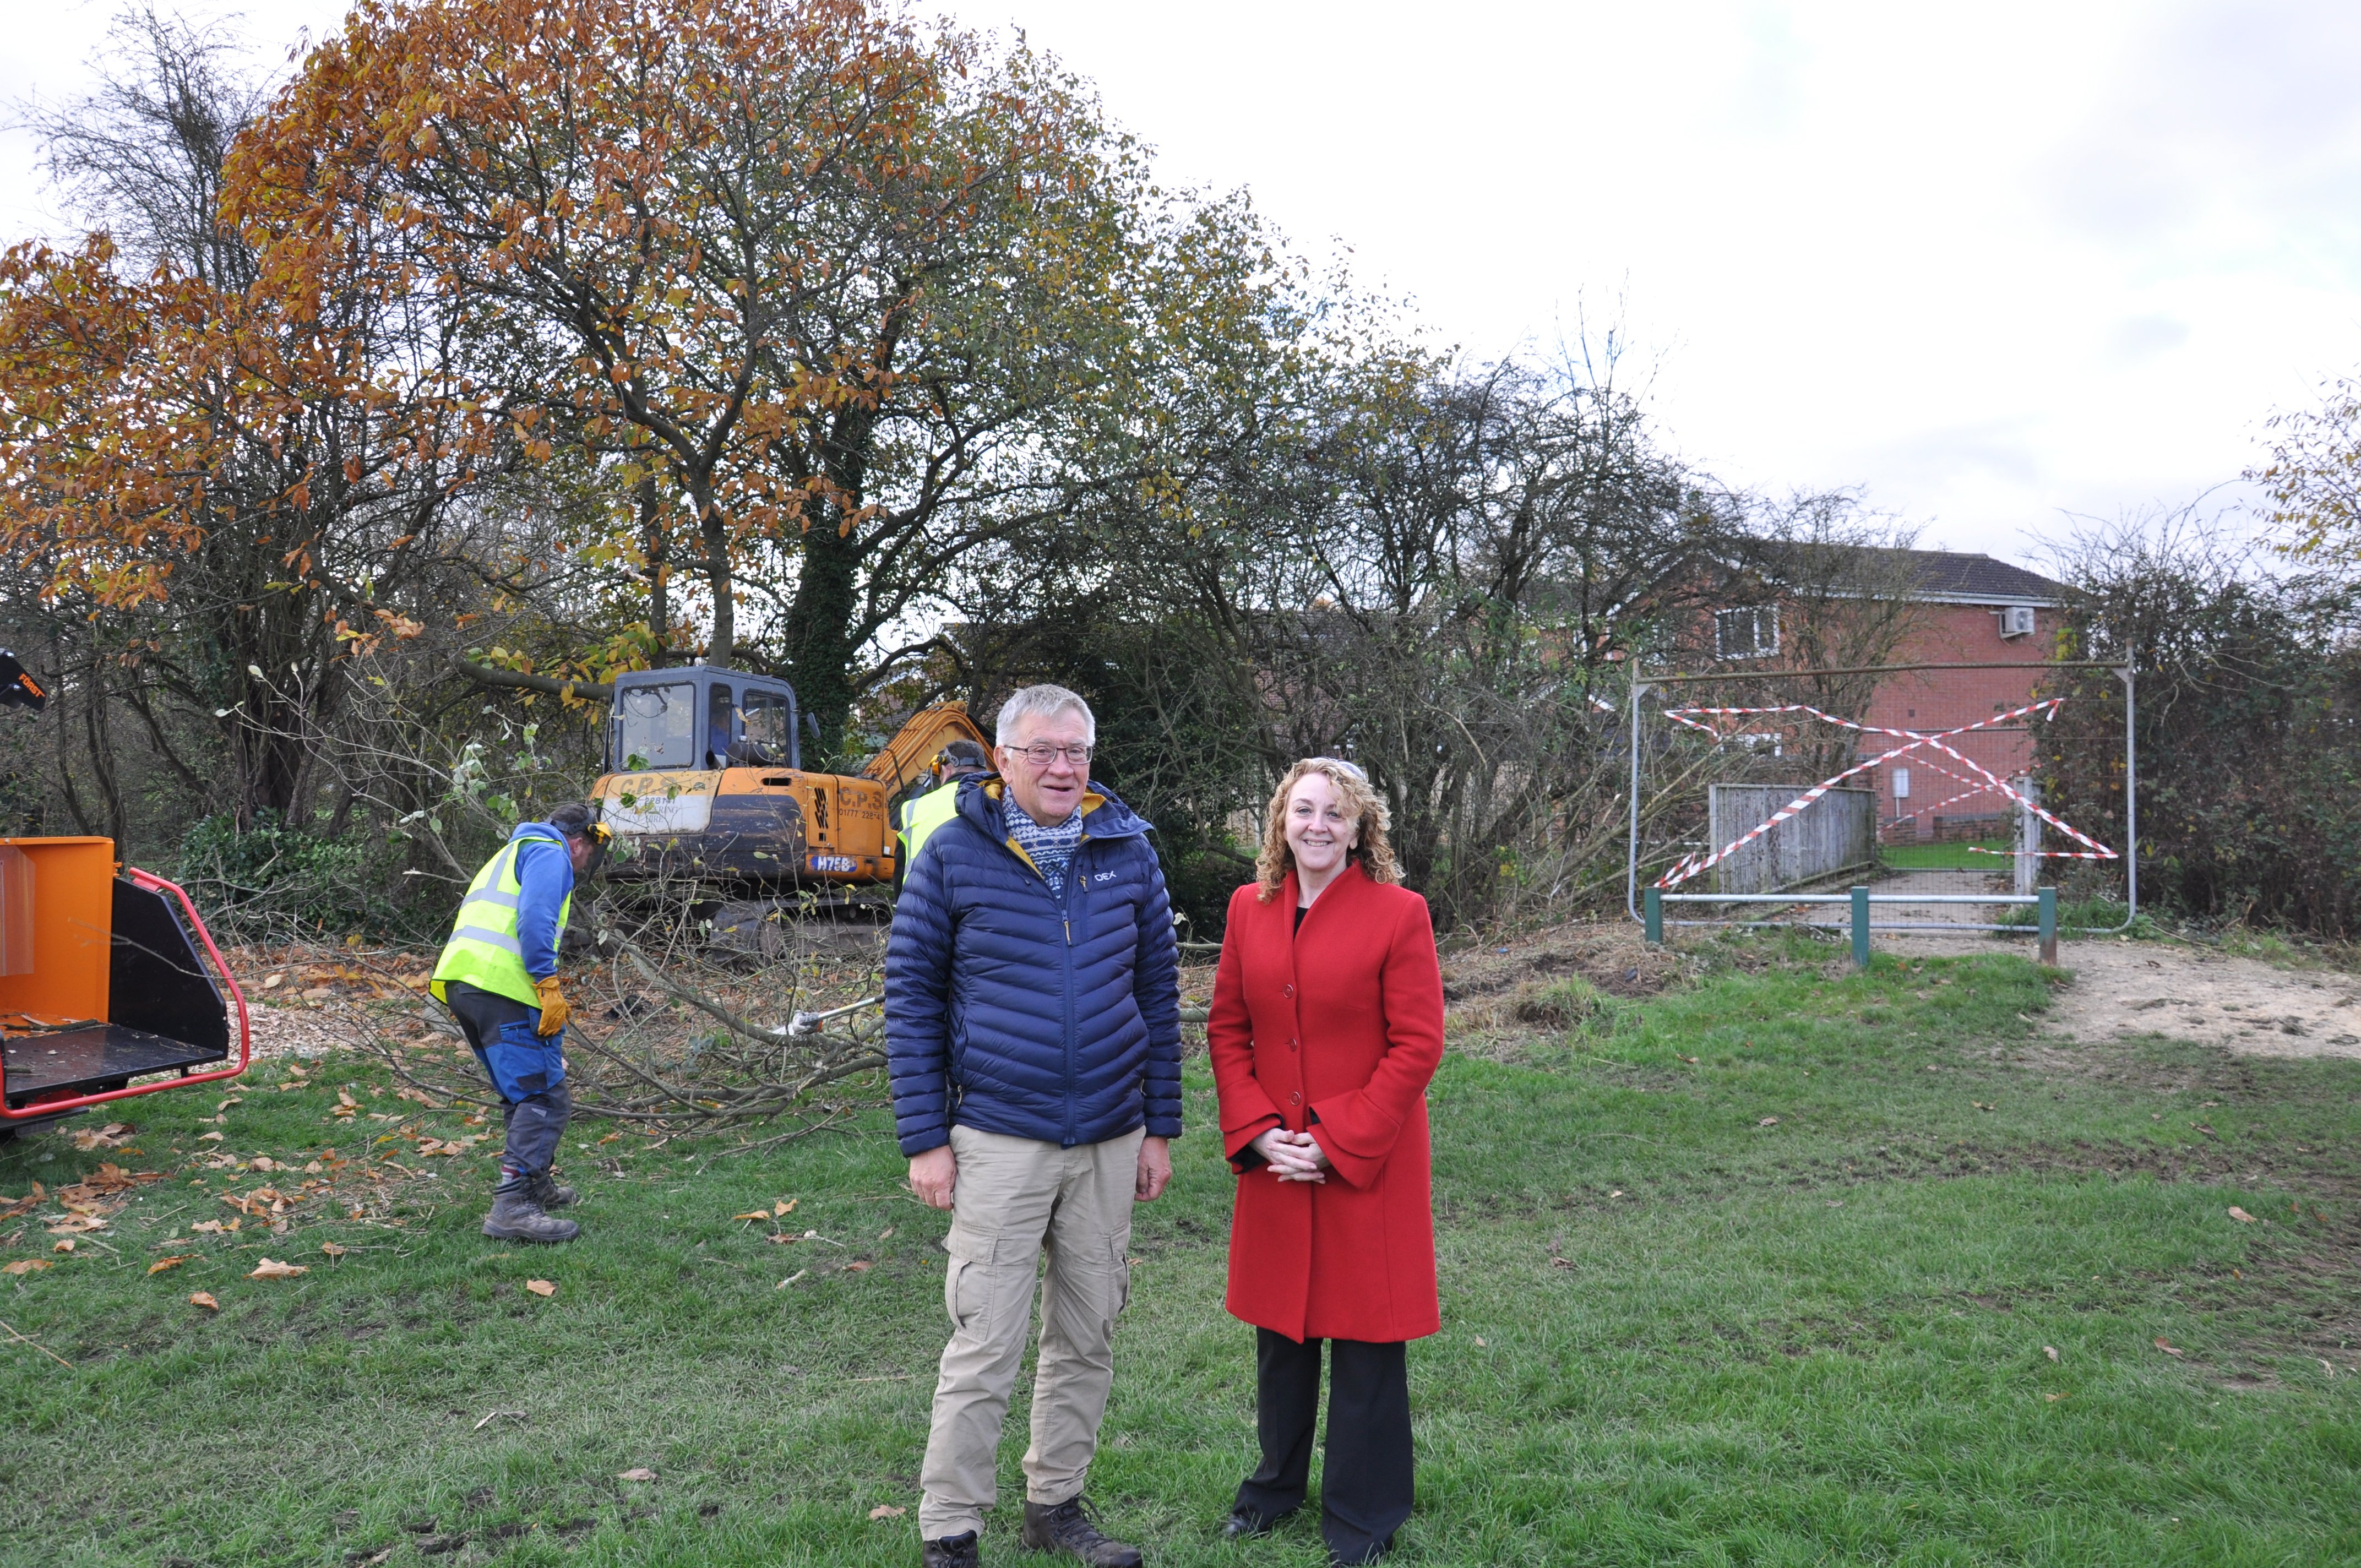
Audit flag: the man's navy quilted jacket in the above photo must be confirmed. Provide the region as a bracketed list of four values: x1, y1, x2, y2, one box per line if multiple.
[885, 777, 1184, 1156]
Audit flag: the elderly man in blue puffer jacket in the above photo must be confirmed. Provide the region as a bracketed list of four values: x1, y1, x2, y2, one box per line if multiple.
[887, 683, 1182, 1568]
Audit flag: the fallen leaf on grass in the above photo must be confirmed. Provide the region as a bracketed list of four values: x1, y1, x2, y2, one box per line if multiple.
[868, 1505, 906, 1520]
[51, 1239, 74, 1254]
[616, 1468, 656, 1482]
[1678, 1054, 1699, 1064]
[878, 1227, 894, 1241]
[189, 1292, 219, 1310]
[262, 972, 285, 989]
[192, 1219, 237, 1235]
[526, 1279, 556, 1298]
[3, 1259, 52, 1275]
[197, 1131, 225, 1142]
[765, 1232, 799, 1245]
[148, 1255, 195, 1274]
[69, 1121, 135, 1151]
[2155, 1337, 2184, 1357]
[1550, 1257, 1575, 1270]
[774, 1199, 796, 1216]
[248, 1258, 307, 1279]
[1757, 1117, 1780, 1128]
[732, 1211, 772, 1222]
[320, 1243, 347, 1259]
[1475, 1336, 1488, 1348]
[2044, 1345, 2059, 1363]
[2045, 1392, 2066, 1402]
[843, 1261, 872, 1273]
[2228, 1206, 2257, 1224]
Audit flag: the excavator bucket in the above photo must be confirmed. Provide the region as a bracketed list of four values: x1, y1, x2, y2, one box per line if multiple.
[0, 838, 248, 1127]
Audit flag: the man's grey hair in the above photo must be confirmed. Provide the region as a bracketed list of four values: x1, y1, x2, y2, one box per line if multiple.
[996, 684, 1096, 745]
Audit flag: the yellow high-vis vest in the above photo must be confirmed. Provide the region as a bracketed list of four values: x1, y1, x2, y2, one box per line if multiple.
[431, 832, 572, 1008]
[898, 782, 966, 870]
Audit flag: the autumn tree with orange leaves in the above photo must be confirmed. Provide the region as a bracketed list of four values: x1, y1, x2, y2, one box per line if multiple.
[226, 0, 1272, 750]
[0, 12, 521, 837]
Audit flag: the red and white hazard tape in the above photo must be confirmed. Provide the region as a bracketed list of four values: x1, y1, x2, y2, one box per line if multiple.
[1654, 696, 2115, 889]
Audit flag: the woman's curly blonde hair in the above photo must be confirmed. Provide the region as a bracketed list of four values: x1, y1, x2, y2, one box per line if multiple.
[1255, 757, 1401, 902]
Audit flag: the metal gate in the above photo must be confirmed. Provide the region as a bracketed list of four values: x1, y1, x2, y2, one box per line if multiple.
[1620, 661, 2136, 939]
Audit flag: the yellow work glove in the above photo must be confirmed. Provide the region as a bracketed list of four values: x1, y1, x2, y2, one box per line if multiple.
[534, 975, 572, 1037]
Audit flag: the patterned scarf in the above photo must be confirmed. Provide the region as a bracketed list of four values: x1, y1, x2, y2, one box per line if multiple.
[1004, 796, 1085, 896]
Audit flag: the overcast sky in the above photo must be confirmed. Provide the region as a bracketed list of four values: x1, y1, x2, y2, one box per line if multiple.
[6, 1, 2355, 566]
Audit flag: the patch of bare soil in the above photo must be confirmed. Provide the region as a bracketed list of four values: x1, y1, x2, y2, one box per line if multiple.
[1439, 921, 1698, 1047]
[1889, 933, 2361, 1061]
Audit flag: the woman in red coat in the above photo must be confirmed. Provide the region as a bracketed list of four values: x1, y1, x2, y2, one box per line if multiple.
[1206, 756, 1445, 1566]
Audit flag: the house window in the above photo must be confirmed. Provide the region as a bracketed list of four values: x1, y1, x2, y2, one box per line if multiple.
[1716, 606, 1779, 659]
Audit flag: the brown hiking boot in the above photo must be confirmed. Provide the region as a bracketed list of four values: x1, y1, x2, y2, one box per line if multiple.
[1021, 1498, 1141, 1567]
[482, 1189, 580, 1244]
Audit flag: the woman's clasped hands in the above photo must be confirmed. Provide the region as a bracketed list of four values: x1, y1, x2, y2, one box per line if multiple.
[1252, 1125, 1330, 1183]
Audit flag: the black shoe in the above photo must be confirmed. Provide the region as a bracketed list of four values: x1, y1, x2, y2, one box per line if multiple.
[1021, 1496, 1142, 1567]
[923, 1530, 981, 1568]
[1222, 1506, 1287, 1539]
[1327, 1533, 1395, 1567]
[527, 1169, 579, 1208]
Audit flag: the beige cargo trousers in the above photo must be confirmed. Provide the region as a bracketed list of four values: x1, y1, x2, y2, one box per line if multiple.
[917, 1123, 1145, 1541]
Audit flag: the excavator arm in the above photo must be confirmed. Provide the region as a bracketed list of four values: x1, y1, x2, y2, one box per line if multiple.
[862, 701, 992, 801]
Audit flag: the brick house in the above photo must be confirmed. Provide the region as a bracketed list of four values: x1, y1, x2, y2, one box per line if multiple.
[1709, 548, 2070, 843]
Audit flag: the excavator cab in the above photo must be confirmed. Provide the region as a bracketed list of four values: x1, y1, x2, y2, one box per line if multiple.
[607, 667, 804, 775]
[0, 839, 249, 1133]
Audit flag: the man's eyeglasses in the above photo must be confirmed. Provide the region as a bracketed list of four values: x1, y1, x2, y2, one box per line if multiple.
[1009, 742, 1093, 767]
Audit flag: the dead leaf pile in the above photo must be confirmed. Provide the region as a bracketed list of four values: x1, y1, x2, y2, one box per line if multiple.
[68, 1121, 135, 1151]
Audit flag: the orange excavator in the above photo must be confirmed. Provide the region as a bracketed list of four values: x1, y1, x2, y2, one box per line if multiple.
[587, 666, 990, 940]
[0, 650, 251, 1136]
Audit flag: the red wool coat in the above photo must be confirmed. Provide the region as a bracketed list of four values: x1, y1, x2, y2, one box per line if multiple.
[1207, 863, 1445, 1344]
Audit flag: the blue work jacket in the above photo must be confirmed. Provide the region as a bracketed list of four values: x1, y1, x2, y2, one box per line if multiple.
[884, 777, 1184, 1155]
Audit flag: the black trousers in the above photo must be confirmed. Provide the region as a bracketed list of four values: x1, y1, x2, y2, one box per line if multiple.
[444, 981, 571, 1185]
[1236, 1329, 1412, 1564]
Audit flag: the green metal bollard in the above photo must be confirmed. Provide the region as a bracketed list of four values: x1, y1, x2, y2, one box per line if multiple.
[1851, 885, 1871, 970]
[2038, 885, 2058, 965]
[1644, 886, 1663, 945]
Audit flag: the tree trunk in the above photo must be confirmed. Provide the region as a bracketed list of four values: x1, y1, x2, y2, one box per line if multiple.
[779, 519, 861, 759]
[639, 474, 670, 654]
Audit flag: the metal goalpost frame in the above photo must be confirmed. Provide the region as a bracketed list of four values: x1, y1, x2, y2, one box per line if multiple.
[1622, 661, 2138, 938]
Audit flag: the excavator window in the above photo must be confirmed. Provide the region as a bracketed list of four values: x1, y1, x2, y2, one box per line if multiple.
[739, 690, 792, 766]
[706, 683, 736, 768]
[616, 682, 696, 770]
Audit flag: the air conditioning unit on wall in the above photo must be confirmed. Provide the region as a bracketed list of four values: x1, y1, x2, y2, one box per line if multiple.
[2000, 605, 2036, 639]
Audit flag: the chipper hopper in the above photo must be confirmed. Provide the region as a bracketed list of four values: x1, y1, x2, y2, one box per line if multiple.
[0, 837, 250, 1134]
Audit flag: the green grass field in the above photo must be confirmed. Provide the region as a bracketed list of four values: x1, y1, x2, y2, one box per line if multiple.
[1878, 840, 2012, 871]
[4, 936, 2359, 1566]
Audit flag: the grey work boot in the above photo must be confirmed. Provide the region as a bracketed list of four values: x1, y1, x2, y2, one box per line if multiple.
[1021, 1498, 1141, 1567]
[527, 1169, 578, 1208]
[482, 1188, 580, 1244]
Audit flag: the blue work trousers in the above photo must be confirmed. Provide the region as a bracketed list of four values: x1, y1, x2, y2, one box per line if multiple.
[444, 981, 571, 1180]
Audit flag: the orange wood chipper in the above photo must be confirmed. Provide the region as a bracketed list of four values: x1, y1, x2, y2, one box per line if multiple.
[0, 652, 249, 1135]
[0, 840, 251, 1135]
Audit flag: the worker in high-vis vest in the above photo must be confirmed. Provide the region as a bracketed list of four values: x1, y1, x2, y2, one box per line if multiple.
[896, 740, 992, 872]
[431, 802, 610, 1244]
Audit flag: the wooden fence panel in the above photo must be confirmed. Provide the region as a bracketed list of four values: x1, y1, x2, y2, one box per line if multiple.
[1710, 784, 1876, 894]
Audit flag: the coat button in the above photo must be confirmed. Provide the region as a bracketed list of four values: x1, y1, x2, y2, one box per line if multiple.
[1288, 1037, 1298, 1051]
[1282, 982, 1293, 997]
[1288, 1091, 1302, 1106]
